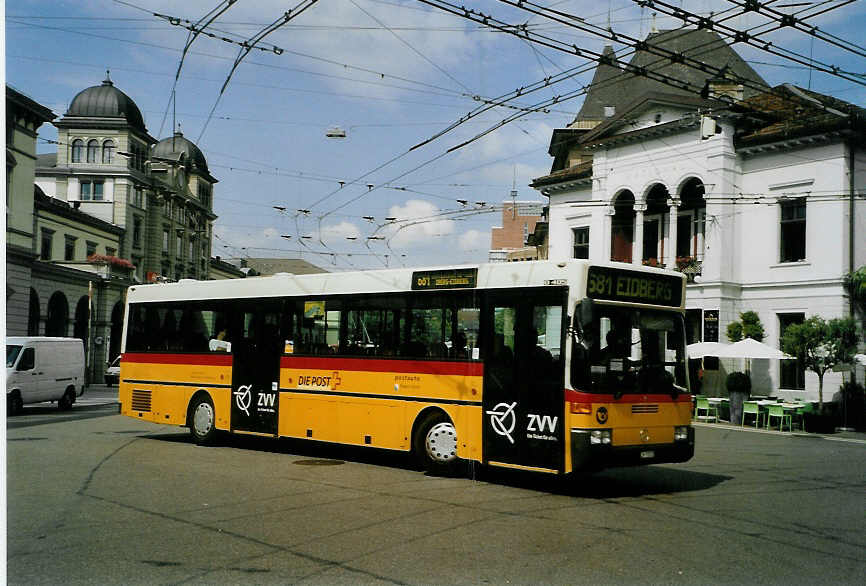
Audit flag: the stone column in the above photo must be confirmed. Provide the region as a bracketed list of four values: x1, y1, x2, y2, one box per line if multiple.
[604, 205, 616, 262]
[667, 198, 680, 268]
[633, 204, 646, 266]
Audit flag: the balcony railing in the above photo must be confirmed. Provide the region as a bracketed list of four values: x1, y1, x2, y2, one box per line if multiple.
[674, 257, 703, 282]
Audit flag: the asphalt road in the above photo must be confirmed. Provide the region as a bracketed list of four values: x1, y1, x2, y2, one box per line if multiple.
[6, 408, 865, 585]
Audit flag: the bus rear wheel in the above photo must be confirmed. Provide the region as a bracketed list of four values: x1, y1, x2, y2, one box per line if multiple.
[189, 395, 217, 445]
[413, 412, 459, 475]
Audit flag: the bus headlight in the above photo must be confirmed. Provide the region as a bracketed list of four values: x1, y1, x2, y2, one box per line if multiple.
[674, 426, 690, 441]
[590, 429, 611, 445]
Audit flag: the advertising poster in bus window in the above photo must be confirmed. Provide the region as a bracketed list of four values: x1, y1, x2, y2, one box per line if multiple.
[304, 301, 325, 319]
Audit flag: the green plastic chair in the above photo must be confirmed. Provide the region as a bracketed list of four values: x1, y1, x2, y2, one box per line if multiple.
[766, 404, 792, 431]
[695, 397, 717, 423]
[794, 402, 816, 432]
[742, 401, 763, 427]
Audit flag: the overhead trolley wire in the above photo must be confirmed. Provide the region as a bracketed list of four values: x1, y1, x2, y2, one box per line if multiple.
[629, 0, 866, 86]
[197, 0, 321, 143]
[723, 0, 866, 58]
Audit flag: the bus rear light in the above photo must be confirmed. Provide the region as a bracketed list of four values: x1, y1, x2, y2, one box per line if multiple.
[674, 426, 690, 441]
[570, 402, 592, 415]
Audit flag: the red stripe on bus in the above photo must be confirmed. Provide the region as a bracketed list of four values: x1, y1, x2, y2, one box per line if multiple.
[280, 355, 484, 376]
[565, 389, 692, 404]
[121, 352, 234, 366]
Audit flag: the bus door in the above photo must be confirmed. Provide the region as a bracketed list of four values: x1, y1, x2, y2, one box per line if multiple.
[230, 302, 284, 436]
[482, 288, 566, 471]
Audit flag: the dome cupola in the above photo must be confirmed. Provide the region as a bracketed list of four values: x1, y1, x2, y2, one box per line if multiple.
[152, 130, 210, 176]
[66, 73, 146, 132]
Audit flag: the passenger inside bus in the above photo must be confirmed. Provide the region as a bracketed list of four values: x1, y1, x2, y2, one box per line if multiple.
[209, 329, 231, 352]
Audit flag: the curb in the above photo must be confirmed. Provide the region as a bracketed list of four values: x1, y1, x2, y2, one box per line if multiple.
[692, 421, 866, 444]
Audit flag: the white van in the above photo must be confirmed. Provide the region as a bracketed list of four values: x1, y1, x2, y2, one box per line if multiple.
[6, 337, 86, 414]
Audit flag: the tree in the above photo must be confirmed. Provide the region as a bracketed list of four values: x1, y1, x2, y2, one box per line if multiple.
[843, 264, 866, 316]
[726, 310, 765, 343]
[781, 316, 858, 410]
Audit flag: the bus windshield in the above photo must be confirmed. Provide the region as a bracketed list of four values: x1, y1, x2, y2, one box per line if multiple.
[572, 304, 689, 396]
[7, 345, 22, 368]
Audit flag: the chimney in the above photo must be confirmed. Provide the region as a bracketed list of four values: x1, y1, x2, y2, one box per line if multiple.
[706, 67, 743, 103]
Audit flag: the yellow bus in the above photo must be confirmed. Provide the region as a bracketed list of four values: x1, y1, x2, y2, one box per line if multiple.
[118, 260, 694, 475]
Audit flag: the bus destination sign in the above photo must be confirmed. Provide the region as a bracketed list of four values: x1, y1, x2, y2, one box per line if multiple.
[412, 268, 478, 290]
[586, 266, 683, 307]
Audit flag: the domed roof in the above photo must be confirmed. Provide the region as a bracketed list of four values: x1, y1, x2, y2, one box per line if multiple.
[66, 74, 146, 132]
[153, 131, 209, 175]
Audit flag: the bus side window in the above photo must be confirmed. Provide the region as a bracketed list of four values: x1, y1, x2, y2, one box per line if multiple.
[179, 309, 209, 352]
[127, 306, 148, 352]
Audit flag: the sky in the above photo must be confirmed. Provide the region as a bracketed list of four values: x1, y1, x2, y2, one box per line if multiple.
[6, 0, 866, 271]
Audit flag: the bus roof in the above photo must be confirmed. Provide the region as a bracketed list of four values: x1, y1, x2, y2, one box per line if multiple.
[126, 259, 684, 307]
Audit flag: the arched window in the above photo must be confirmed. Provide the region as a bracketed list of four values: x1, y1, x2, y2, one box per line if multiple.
[71, 139, 84, 163]
[86, 139, 99, 163]
[102, 139, 115, 164]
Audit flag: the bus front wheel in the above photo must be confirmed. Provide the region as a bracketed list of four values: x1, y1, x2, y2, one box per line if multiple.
[413, 412, 459, 475]
[189, 394, 217, 445]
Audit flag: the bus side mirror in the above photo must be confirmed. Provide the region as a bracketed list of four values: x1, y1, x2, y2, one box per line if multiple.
[574, 300, 595, 349]
[578, 298, 594, 330]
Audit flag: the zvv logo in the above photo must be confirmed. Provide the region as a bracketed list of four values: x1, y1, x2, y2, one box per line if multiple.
[258, 393, 276, 408]
[527, 414, 558, 433]
[486, 402, 517, 444]
[233, 385, 252, 417]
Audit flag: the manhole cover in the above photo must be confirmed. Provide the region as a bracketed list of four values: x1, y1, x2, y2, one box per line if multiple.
[292, 459, 345, 466]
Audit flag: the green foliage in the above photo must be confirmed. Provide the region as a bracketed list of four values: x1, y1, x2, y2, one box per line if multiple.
[843, 265, 866, 308]
[781, 316, 858, 408]
[726, 321, 743, 343]
[726, 310, 765, 343]
[725, 371, 752, 395]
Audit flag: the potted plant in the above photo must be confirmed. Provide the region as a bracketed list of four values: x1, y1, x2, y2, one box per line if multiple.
[726, 371, 751, 424]
[836, 381, 865, 431]
[781, 316, 858, 433]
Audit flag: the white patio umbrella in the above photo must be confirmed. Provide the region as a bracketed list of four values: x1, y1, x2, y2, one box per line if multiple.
[714, 337, 793, 378]
[714, 338, 792, 360]
[687, 341, 726, 358]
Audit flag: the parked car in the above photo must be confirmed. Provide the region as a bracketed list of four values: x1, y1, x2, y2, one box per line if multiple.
[104, 355, 121, 386]
[6, 337, 85, 414]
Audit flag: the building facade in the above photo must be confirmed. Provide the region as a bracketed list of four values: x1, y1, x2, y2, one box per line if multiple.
[531, 31, 866, 402]
[6, 86, 56, 335]
[8, 78, 221, 383]
[488, 200, 544, 262]
[36, 75, 217, 283]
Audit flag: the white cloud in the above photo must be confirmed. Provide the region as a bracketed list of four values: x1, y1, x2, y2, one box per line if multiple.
[317, 221, 362, 243]
[458, 229, 486, 251]
[384, 199, 455, 248]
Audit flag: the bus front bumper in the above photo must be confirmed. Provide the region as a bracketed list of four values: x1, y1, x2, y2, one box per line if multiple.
[570, 426, 695, 471]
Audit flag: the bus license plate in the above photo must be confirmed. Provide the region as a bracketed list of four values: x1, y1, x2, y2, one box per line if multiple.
[640, 450, 655, 459]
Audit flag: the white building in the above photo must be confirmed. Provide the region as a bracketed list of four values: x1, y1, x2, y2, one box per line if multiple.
[531, 30, 866, 402]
